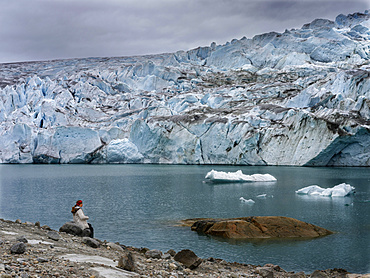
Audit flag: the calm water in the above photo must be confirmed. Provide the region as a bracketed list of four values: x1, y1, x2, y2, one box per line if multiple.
[0, 164, 369, 274]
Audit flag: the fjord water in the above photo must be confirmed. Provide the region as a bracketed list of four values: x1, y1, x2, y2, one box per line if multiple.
[0, 165, 369, 274]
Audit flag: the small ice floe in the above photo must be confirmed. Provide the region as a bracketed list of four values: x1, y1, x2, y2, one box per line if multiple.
[205, 170, 277, 183]
[296, 183, 355, 197]
[256, 194, 267, 198]
[239, 197, 255, 204]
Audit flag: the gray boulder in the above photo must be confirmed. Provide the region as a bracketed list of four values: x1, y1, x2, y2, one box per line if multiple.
[161, 253, 172, 260]
[174, 249, 202, 269]
[82, 237, 100, 248]
[118, 252, 136, 272]
[166, 249, 176, 257]
[16, 235, 28, 243]
[290, 272, 307, 278]
[36, 257, 49, 263]
[311, 270, 329, 278]
[10, 242, 26, 254]
[106, 242, 124, 252]
[59, 222, 92, 237]
[47, 231, 61, 241]
[256, 266, 274, 278]
[145, 249, 162, 259]
[41, 225, 51, 230]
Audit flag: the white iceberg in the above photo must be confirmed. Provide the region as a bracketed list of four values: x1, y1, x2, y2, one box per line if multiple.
[205, 170, 277, 183]
[296, 183, 355, 197]
[295, 185, 324, 195]
[239, 197, 255, 204]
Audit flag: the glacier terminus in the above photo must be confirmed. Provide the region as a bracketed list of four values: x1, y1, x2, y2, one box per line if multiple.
[0, 11, 369, 166]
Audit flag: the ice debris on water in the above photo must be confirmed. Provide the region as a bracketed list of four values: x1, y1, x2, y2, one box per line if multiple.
[205, 170, 277, 183]
[295, 183, 355, 197]
[239, 197, 255, 204]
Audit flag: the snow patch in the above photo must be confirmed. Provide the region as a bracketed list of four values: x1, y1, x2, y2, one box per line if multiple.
[28, 240, 54, 245]
[1, 231, 18, 235]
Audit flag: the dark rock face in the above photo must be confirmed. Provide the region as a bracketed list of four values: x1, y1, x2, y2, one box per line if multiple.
[59, 222, 92, 237]
[10, 242, 26, 254]
[174, 249, 202, 270]
[188, 216, 333, 239]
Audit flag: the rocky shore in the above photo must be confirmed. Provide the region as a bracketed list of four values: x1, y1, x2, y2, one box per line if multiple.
[184, 217, 333, 239]
[0, 218, 368, 278]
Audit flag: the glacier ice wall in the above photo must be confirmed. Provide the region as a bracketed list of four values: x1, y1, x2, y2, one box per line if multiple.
[0, 12, 369, 166]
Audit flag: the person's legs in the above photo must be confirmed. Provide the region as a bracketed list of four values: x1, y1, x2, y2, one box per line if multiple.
[88, 223, 94, 238]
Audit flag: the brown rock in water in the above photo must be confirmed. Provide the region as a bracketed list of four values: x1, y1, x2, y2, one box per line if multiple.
[188, 216, 333, 239]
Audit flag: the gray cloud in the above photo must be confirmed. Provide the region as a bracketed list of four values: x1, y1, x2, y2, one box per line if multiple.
[0, 0, 368, 63]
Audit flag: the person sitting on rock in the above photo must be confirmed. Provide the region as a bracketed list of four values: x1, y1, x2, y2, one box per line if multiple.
[71, 200, 94, 237]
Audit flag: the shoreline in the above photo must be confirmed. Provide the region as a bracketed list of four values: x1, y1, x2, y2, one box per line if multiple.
[1, 218, 369, 278]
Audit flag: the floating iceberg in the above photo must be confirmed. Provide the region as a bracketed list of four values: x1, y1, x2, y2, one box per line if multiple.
[296, 183, 355, 197]
[205, 170, 277, 183]
[239, 197, 255, 204]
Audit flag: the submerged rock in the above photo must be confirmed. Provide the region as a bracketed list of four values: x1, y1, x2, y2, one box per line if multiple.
[188, 216, 333, 239]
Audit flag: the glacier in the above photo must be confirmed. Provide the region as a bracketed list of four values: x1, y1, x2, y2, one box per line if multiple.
[0, 11, 369, 165]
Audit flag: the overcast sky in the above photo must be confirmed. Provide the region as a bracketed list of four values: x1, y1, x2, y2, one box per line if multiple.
[0, 0, 368, 63]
